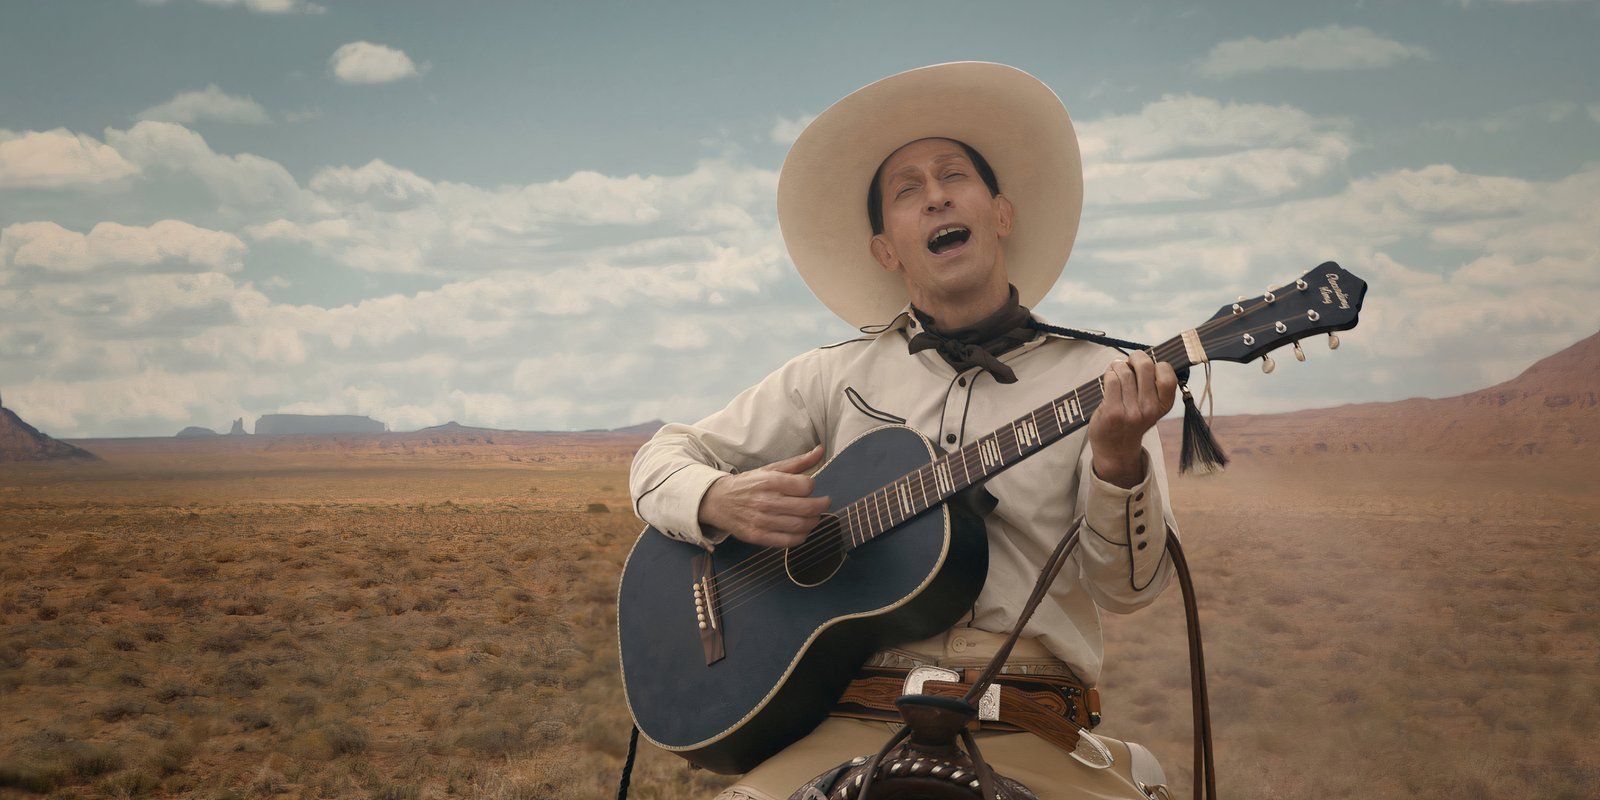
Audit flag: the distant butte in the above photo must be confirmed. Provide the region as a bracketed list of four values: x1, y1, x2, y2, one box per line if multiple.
[0, 403, 98, 462]
[592, 419, 665, 437]
[1159, 330, 1600, 460]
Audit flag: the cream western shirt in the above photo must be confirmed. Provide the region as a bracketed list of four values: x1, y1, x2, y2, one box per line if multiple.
[627, 303, 1178, 686]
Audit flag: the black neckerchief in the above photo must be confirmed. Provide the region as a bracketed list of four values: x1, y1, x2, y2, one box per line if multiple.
[906, 284, 1035, 384]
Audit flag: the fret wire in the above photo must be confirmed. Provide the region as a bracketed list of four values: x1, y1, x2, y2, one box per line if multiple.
[854, 333, 1194, 544]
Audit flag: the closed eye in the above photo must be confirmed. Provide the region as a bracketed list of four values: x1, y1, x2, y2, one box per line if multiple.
[895, 183, 918, 198]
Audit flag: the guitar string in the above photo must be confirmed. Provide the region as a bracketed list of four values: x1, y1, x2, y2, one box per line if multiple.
[699, 299, 1328, 607]
[715, 396, 1112, 616]
[700, 287, 1304, 590]
[712, 388, 1104, 613]
[706, 310, 1296, 610]
[704, 309, 1312, 611]
[707, 310, 1327, 614]
[702, 285, 1311, 589]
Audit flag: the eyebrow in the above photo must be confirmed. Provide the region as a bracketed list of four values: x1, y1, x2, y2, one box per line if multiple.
[882, 152, 972, 188]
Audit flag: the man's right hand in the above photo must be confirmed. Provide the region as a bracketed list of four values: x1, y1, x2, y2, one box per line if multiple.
[697, 444, 830, 548]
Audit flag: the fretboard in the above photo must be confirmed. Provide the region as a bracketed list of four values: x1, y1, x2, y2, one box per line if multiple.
[835, 334, 1192, 551]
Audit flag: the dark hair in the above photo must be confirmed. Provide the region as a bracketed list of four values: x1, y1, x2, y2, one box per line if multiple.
[866, 138, 1001, 235]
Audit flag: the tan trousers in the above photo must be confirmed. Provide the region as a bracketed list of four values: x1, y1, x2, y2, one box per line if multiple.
[712, 626, 1168, 800]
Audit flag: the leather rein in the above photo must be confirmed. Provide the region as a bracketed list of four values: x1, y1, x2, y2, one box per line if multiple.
[950, 515, 1217, 800]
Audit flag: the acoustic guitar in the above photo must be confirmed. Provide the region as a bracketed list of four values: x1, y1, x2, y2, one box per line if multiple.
[617, 262, 1367, 773]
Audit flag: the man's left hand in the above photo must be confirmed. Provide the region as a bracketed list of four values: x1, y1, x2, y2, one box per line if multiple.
[1088, 351, 1177, 489]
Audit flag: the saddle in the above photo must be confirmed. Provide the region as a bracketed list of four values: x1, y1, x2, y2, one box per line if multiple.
[786, 517, 1216, 800]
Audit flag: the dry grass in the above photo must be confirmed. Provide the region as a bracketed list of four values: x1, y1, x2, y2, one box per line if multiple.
[2, 440, 1596, 799]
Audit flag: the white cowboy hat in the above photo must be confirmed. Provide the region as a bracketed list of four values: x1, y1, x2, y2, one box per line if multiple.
[777, 61, 1083, 329]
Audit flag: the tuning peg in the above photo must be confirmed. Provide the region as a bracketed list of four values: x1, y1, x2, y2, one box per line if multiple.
[1328, 333, 1340, 350]
[1261, 355, 1276, 374]
[1293, 341, 1306, 362]
[1295, 278, 1309, 291]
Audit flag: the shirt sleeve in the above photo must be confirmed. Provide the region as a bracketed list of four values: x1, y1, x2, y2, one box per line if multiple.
[628, 348, 829, 550]
[1073, 423, 1178, 614]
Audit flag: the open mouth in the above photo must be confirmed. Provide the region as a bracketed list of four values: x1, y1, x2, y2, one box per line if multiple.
[926, 225, 971, 255]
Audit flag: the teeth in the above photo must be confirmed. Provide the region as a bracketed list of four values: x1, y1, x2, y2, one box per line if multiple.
[928, 226, 969, 245]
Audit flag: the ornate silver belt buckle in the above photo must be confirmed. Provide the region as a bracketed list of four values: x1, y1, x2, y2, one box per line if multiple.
[901, 666, 1001, 721]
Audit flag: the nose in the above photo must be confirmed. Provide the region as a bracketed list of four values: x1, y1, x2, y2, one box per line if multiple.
[923, 177, 952, 212]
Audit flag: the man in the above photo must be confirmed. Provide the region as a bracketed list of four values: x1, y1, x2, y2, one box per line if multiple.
[629, 62, 1180, 800]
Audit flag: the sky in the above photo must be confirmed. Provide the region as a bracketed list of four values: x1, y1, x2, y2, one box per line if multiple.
[1, 0, 1597, 438]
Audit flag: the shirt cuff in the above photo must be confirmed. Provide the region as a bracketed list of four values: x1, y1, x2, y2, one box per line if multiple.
[1084, 448, 1157, 548]
[640, 462, 732, 549]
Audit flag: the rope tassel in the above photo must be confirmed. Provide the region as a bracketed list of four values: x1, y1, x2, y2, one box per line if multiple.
[1178, 380, 1228, 474]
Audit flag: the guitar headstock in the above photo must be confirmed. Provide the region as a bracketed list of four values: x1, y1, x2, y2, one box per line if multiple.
[1197, 262, 1367, 367]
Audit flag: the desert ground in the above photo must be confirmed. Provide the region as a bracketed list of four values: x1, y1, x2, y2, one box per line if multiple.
[2, 428, 1596, 800]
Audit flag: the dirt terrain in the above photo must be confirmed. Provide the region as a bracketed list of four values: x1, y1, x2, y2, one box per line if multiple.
[1, 335, 1596, 799]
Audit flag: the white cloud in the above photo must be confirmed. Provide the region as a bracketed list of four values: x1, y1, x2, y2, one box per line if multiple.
[1078, 95, 1339, 161]
[136, 85, 270, 125]
[4, 104, 1594, 439]
[0, 128, 138, 188]
[309, 159, 436, 209]
[1424, 101, 1578, 136]
[104, 120, 308, 210]
[1076, 95, 1353, 206]
[139, 0, 326, 14]
[1, 220, 246, 273]
[770, 114, 816, 145]
[1059, 160, 1600, 413]
[329, 42, 424, 85]
[1196, 25, 1431, 78]
[250, 156, 779, 276]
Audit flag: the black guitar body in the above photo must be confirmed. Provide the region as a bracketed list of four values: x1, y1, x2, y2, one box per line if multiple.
[617, 424, 990, 774]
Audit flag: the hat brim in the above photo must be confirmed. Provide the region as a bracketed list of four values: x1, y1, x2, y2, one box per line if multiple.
[777, 62, 1083, 329]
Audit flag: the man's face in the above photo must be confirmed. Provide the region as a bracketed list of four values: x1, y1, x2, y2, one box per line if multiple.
[869, 137, 1013, 303]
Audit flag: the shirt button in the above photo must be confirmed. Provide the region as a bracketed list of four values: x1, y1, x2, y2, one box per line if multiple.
[1134, 491, 1145, 502]
[946, 434, 957, 444]
[1135, 524, 1146, 535]
[958, 377, 967, 387]
[951, 638, 969, 653]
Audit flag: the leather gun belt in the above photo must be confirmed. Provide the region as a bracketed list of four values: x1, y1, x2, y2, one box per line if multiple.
[832, 665, 1101, 756]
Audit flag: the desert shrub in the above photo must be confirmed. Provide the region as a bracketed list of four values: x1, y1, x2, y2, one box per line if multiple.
[0, 642, 30, 669]
[453, 723, 525, 756]
[95, 698, 148, 722]
[217, 661, 266, 694]
[302, 720, 370, 758]
[97, 767, 159, 797]
[148, 738, 194, 776]
[153, 682, 191, 703]
[278, 692, 319, 723]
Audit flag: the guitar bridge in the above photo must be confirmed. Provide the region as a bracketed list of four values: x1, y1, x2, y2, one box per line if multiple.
[691, 552, 725, 665]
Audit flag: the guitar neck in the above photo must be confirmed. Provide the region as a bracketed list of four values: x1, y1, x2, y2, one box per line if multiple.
[838, 333, 1193, 550]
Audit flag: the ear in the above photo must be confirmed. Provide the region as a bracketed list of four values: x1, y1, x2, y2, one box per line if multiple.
[870, 234, 901, 273]
[994, 194, 1015, 239]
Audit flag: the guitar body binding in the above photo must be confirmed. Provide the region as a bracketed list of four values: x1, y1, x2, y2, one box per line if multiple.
[617, 424, 990, 773]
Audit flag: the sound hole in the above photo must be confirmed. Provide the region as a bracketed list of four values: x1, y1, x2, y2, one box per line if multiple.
[784, 513, 845, 588]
